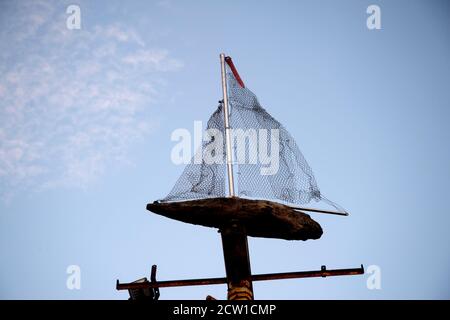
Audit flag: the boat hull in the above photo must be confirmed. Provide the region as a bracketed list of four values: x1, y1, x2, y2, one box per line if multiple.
[147, 197, 323, 241]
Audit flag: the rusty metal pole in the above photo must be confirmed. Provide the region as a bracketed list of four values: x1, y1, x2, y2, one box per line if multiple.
[220, 222, 254, 300]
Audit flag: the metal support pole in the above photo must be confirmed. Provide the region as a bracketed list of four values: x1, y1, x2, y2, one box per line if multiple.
[220, 223, 253, 300]
[220, 55, 250, 299]
[291, 206, 349, 216]
[220, 53, 235, 197]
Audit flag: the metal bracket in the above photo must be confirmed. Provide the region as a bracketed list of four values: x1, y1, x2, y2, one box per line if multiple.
[151, 265, 160, 300]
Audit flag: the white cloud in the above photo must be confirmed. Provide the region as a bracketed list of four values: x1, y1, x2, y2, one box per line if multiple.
[123, 49, 184, 71]
[0, 1, 182, 201]
[156, 0, 174, 9]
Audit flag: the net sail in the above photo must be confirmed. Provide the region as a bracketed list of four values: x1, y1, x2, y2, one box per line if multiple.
[162, 64, 336, 209]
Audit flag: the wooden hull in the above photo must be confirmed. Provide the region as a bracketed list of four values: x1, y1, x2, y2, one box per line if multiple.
[147, 197, 323, 241]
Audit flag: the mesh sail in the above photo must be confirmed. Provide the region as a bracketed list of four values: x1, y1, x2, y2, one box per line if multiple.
[162, 68, 322, 206]
[163, 105, 227, 201]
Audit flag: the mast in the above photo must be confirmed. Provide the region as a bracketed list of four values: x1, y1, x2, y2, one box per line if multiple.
[220, 53, 235, 197]
[220, 54, 253, 300]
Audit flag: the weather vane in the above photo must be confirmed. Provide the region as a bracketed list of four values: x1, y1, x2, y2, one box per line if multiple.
[117, 53, 363, 300]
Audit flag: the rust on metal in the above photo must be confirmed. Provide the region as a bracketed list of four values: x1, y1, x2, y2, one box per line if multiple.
[116, 265, 364, 290]
[228, 281, 253, 300]
[220, 223, 254, 300]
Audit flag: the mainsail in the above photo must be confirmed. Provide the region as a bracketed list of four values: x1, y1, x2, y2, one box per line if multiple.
[162, 57, 340, 212]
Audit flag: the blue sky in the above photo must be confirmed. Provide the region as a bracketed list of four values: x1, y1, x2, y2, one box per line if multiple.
[0, 0, 449, 299]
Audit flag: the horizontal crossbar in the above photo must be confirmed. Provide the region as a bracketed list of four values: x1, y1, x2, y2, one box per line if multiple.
[116, 265, 364, 290]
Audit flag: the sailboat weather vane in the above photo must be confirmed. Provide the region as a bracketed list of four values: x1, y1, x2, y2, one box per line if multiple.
[116, 54, 364, 300]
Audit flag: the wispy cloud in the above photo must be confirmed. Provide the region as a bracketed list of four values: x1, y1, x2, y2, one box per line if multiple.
[122, 49, 183, 71]
[0, 1, 182, 201]
[156, 0, 174, 10]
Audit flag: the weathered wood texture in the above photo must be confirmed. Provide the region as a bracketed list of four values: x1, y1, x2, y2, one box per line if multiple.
[147, 197, 323, 241]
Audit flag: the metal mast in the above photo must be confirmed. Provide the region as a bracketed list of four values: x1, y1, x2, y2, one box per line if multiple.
[220, 53, 235, 197]
[220, 54, 252, 300]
